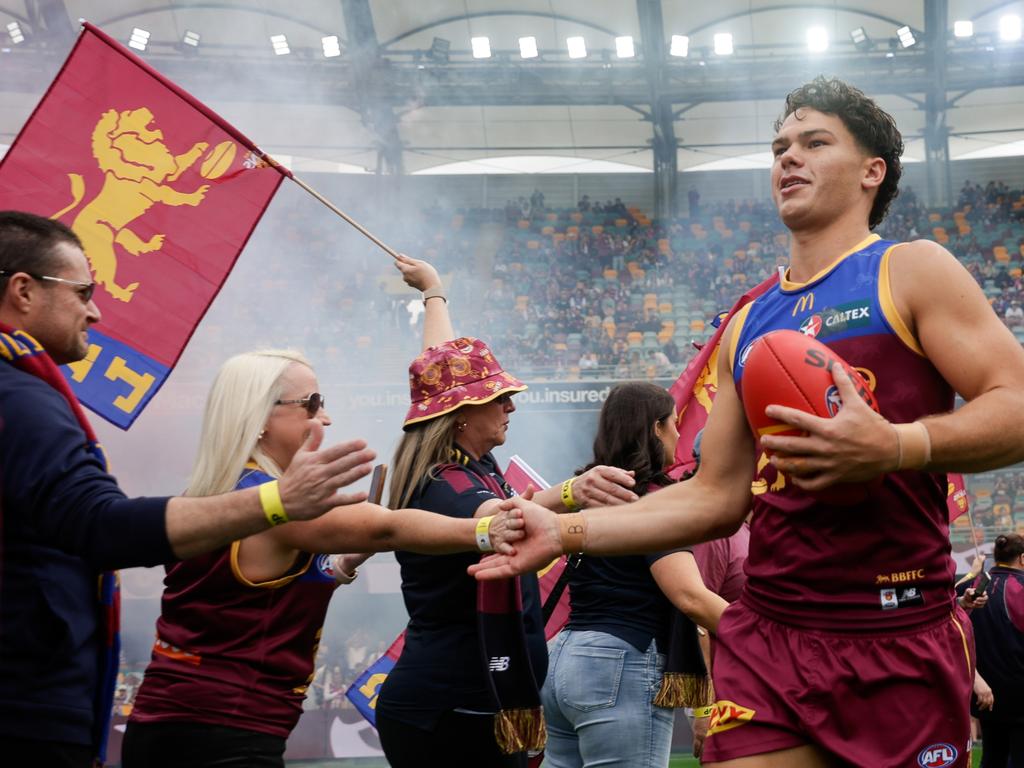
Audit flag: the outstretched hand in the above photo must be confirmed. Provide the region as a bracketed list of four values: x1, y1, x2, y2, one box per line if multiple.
[469, 496, 563, 580]
[277, 421, 376, 520]
[486, 505, 525, 555]
[571, 466, 638, 507]
[760, 365, 897, 491]
[394, 253, 441, 293]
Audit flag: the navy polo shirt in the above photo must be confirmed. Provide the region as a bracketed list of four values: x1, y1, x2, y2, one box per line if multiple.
[377, 449, 546, 729]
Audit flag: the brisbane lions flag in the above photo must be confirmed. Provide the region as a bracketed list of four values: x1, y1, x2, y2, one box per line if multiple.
[0, 23, 287, 427]
[667, 273, 779, 477]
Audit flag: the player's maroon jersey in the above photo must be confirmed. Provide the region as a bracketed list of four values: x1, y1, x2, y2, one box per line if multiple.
[130, 467, 337, 737]
[730, 236, 957, 630]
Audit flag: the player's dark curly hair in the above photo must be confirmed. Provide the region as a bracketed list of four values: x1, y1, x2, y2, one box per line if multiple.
[774, 77, 903, 230]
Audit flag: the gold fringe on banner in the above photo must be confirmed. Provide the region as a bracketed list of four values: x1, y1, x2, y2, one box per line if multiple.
[653, 673, 712, 709]
[494, 706, 547, 754]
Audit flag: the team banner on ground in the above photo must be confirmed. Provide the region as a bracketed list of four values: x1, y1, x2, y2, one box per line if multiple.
[0, 23, 286, 427]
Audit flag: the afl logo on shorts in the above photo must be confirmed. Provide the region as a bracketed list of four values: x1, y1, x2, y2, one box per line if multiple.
[799, 314, 822, 337]
[918, 743, 958, 767]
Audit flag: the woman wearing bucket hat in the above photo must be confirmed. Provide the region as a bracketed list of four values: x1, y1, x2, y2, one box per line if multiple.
[122, 348, 528, 768]
[375, 256, 639, 768]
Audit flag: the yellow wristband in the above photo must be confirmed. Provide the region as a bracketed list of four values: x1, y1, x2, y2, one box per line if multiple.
[561, 478, 579, 511]
[476, 515, 495, 552]
[258, 480, 289, 527]
[694, 705, 715, 718]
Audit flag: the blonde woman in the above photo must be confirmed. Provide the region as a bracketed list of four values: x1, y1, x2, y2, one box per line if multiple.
[375, 257, 639, 768]
[122, 348, 525, 768]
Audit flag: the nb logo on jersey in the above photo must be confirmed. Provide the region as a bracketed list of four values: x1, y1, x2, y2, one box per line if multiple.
[918, 743, 958, 767]
[791, 292, 815, 316]
[489, 656, 510, 672]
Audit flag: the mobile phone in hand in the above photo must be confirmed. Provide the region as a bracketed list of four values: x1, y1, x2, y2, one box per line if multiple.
[975, 569, 991, 596]
[368, 464, 388, 505]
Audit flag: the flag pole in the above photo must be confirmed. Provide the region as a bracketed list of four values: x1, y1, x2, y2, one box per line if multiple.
[965, 504, 983, 563]
[286, 172, 401, 261]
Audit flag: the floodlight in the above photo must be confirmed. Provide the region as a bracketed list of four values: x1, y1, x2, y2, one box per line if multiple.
[270, 34, 290, 55]
[850, 27, 873, 51]
[429, 36, 450, 62]
[322, 35, 341, 58]
[567, 36, 587, 59]
[807, 27, 828, 53]
[1000, 15, 1022, 42]
[128, 27, 150, 51]
[953, 20, 974, 38]
[471, 36, 491, 59]
[6, 21, 24, 44]
[670, 35, 689, 57]
[519, 36, 538, 59]
[896, 26, 916, 48]
[713, 32, 733, 56]
[615, 36, 635, 58]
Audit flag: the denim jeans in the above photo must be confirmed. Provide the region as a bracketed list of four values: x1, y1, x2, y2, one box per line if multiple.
[541, 629, 674, 768]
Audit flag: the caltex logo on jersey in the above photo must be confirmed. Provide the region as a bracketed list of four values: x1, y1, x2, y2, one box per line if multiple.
[799, 314, 822, 337]
[918, 743, 958, 767]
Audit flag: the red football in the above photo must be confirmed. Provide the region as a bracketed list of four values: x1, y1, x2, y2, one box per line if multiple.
[741, 329, 878, 442]
[740, 329, 881, 504]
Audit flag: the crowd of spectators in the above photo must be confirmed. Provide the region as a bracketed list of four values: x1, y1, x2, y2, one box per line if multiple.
[189, 181, 1024, 540]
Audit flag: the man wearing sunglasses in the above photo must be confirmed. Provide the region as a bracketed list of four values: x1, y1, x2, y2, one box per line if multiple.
[0, 211, 378, 766]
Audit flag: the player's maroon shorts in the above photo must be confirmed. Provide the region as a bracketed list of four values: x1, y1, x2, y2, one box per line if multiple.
[701, 600, 974, 767]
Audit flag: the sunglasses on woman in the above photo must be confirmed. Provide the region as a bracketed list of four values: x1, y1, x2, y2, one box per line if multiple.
[275, 392, 325, 417]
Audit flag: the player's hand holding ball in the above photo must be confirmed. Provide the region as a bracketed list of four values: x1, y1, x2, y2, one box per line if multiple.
[742, 330, 898, 501]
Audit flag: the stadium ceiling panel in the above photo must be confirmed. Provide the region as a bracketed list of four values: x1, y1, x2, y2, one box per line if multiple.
[2, 1, 1024, 174]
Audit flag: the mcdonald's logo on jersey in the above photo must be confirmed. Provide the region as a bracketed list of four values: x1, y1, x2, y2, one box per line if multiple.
[791, 292, 815, 316]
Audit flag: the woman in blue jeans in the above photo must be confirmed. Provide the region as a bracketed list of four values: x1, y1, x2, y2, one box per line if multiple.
[542, 382, 732, 767]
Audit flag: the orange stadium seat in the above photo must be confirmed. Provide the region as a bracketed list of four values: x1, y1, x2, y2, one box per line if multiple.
[517, 219, 530, 229]
[627, 331, 643, 347]
[570, 212, 583, 223]
[527, 240, 540, 250]
[994, 245, 1010, 262]
[615, 218, 628, 227]
[592, 225, 604, 234]
[542, 225, 555, 235]
[603, 268, 618, 280]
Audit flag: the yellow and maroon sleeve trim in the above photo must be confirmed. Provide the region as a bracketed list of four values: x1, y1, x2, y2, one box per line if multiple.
[878, 244, 925, 357]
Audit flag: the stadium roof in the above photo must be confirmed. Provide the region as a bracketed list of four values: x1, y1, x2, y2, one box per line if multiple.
[2, 1, 1024, 174]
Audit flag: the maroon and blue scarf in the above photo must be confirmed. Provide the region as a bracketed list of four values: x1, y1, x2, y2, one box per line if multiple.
[440, 452, 546, 754]
[0, 323, 120, 764]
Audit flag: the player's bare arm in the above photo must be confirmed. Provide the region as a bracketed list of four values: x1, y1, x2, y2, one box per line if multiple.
[470, 319, 756, 580]
[893, 238, 1024, 471]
